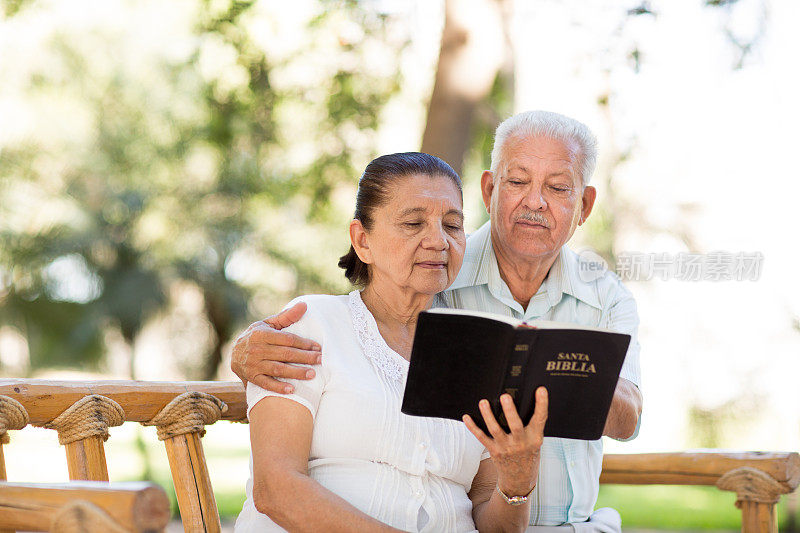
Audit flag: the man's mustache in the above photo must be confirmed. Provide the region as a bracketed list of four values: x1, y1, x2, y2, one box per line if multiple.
[514, 211, 551, 228]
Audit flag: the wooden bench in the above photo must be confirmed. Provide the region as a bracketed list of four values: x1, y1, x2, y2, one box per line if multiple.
[0, 380, 245, 532]
[1, 379, 797, 532]
[601, 452, 799, 532]
[0, 481, 170, 532]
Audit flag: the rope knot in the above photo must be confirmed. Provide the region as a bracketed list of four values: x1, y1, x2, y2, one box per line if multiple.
[143, 391, 227, 440]
[0, 395, 29, 444]
[41, 395, 125, 445]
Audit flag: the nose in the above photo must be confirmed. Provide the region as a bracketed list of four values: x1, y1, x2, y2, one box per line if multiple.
[422, 222, 449, 250]
[524, 184, 547, 211]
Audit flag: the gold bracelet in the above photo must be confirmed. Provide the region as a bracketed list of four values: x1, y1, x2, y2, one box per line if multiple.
[495, 483, 535, 505]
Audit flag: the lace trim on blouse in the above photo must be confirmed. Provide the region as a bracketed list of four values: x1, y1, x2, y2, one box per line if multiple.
[348, 290, 409, 383]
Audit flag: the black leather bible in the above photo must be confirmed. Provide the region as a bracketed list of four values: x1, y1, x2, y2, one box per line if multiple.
[401, 308, 631, 440]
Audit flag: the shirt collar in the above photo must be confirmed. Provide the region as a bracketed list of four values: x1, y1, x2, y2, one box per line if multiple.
[546, 246, 602, 310]
[448, 221, 602, 311]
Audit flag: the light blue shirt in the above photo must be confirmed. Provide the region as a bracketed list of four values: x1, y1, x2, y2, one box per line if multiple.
[438, 222, 642, 525]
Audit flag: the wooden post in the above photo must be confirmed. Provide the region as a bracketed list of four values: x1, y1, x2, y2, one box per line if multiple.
[163, 432, 220, 533]
[0, 393, 29, 533]
[0, 446, 8, 533]
[143, 391, 227, 533]
[739, 501, 777, 533]
[0, 444, 6, 482]
[64, 435, 110, 481]
[0, 395, 29, 481]
[717, 466, 786, 533]
[39, 395, 124, 483]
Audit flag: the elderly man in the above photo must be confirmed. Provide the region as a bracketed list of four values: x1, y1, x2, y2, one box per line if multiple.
[231, 110, 642, 532]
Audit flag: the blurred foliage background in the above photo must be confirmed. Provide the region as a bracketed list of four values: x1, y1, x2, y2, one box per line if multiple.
[1, 0, 404, 379]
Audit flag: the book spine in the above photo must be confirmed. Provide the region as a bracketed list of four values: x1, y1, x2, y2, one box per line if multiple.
[496, 330, 537, 429]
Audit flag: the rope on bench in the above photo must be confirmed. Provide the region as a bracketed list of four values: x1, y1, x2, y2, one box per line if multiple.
[50, 500, 128, 533]
[143, 391, 228, 440]
[0, 396, 29, 444]
[39, 395, 125, 445]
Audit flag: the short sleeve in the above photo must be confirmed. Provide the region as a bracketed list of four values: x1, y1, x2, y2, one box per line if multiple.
[246, 377, 324, 419]
[605, 283, 642, 441]
[245, 296, 328, 419]
[606, 285, 641, 389]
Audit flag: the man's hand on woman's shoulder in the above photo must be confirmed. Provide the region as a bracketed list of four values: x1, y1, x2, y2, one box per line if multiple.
[230, 301, 322, 394]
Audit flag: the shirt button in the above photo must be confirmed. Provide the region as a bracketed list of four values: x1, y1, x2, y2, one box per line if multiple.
[419, 442, 427, 449]
[415, 490, 424, 498]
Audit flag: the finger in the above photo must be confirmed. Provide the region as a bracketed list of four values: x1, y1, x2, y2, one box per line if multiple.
[478, 399, 507, 439]
[246, 345, 322, 366]
[251, 374, 295, 394]
[527, 387, 549, 431]
[249, 361, 316, 381]
[462, 414, 494, 450]
[252, 326, 321, 353]
[500, 394, 525, 433]
[266, 302, 313, 333]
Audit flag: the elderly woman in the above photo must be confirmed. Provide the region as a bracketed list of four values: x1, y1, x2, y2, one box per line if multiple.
[235, 152, 547, 532]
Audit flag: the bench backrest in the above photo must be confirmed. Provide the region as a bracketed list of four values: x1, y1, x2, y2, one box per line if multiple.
[0, 379, 246, 532]
[1, 379, 798, 533]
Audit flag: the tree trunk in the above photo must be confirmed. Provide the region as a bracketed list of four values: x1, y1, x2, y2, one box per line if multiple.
[421, 0, 509, 175]
[201, 288, 232, 381]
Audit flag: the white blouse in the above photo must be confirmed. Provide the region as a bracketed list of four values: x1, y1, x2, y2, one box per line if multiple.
[234, 291, 489, 533]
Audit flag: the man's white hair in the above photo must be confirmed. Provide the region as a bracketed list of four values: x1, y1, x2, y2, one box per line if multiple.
[489, 110, 598, 186]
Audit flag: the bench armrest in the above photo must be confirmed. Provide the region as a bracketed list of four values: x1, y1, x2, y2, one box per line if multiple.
[0, 480, 170, 532]
[600, 451, 800, 492]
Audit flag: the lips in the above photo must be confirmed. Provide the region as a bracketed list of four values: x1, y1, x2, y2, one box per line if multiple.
[417, 261, 447, 269]
[515, 219, 549, 229]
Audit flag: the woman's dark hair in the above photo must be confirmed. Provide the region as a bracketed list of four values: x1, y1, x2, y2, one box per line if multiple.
[338, 152, 462, 286]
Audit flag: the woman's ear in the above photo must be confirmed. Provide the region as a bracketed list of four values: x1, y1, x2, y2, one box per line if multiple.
[350, 219, 373, 265]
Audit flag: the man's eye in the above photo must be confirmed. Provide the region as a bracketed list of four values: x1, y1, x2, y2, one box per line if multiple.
[551, 186, 570, 192]
[404, 222, 422, 227]
[445, 224, 463, 231]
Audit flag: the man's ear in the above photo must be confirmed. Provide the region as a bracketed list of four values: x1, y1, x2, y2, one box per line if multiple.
[349, 219, 373, 264]
[579, 185, 597, 225]
[480, 170, 495, 213]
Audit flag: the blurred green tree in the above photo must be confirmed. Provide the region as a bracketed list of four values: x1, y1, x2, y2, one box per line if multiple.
[0, 0, 401, 379]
